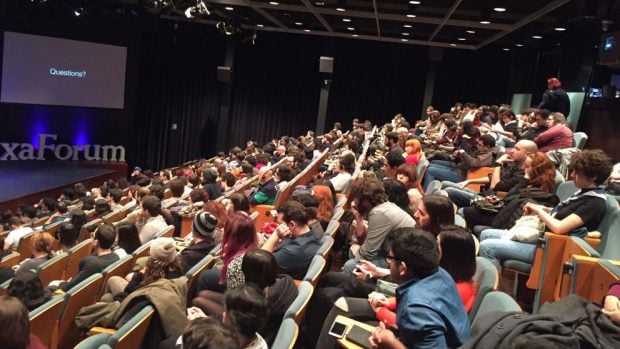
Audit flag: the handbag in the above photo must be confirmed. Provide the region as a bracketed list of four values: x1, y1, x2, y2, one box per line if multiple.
[471, 195, 505, 213]
[502, 215, 544, 243]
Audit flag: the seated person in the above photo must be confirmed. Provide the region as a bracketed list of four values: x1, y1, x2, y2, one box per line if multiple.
[179, 317, 240, 349]
[317, 227, 470, 348]
[8, 271, 52, 311]
[138, 195, 168, 243]
[0, 295, 47, 349]
[603, 280, 620, 324]
[329, 153, 355, 193]
[262, 201, 322, 279]
[58, 223, 120, 292]
[535, 112, 573, 152]
[423, 134, 497, 190]
[3, 217, 34, 250]
[14, 232, 54, 275]
[179, 211, 218, 272]
[249, 167, 277, 205]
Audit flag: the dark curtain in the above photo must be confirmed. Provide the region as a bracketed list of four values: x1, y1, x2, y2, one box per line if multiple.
[326, 40, 428, 128]
[226, 33, 324, 149]
[133, 22, 226, 169]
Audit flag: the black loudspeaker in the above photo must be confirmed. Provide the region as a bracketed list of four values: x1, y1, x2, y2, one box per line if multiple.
[603, 85, 617, 98]
[428, 47, 443, 62]
[319, 56, 334, 74]
[217, 66, 232, 83]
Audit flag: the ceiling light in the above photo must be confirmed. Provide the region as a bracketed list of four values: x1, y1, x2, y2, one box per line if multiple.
[352, 34, 359, 37]
[257, 24, 264, 27]
[493, 7, 506, 12]
[502, 48, 510, 51]
[269, 1, 279, 5]
[450, 43, 457, 47]
[225, 6, 233, 11]
[466, 30, 475, 34]
[73, 7, 85, 16]
[406, 14, 416, 18]
[404, 24, 412, 28]
[554, 26, 566, 31]
[401, 38, 409, 42]
[315, 1, 325, 5]
[185, 0, 210, 18]
[515, 43, 524, 47]
[402, 32, 410, 36]
[336, 8, 346, 12]
[295, 22, 303, 25]
[480, 20, 490, 24]
[342, 18, 351, 22]
[458, 37, 466, 41]
[304, 29, 311, 32]
[532, 35, 542, 39]
[409, 1, 421, 4]
[347, 27, 355, 31]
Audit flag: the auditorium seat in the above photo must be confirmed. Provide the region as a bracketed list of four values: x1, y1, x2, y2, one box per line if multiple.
[58, 274, 105, 349]
[29, 295, 65, 348]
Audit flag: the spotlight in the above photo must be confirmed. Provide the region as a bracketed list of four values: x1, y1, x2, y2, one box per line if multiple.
[74, 7, 86, 17]
[216, 21, 239, 36]
[185, 0, 210, 18]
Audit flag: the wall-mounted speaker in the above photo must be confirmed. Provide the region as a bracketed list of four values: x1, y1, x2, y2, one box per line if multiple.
[319, 56, 334, 74]
[217, 66, 233, 83]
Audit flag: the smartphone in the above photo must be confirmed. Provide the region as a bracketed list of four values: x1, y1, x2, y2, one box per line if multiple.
[328, 320, 348, 339]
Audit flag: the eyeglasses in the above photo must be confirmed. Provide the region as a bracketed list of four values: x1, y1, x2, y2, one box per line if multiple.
[386, 254, 400, 262]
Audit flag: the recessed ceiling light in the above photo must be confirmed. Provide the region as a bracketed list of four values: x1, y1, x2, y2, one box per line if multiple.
[502, 48, 510, 51]
[409, 1, 421, 4]
[295, 22, 303, 25]
[342, 18, 351, 22]
[257, 24, 264, 27]
[269, 1, 279, 5]
[402, 32, 410, 36]
[225, 6, 234, 11]
[532, 35, 543, 39]
[554, 27, 566, 31]
[315, 1, 325, 5]
[336, 7, 346, 12]
[480, 20, 490, 24]
[347, 27, 355, 31]
[404, 24, 413, 28]
[458, 37, 466, 41]
[450, 43, 457, 47]
[304, 29, 311, 32]
[515, 43, 524, 47]
[406, 14, 416, 18]
[401, 38, 409, 42]
[466, 30, 475, 34]
[493, 7, 506, 12]
[352, 34, 359, 37]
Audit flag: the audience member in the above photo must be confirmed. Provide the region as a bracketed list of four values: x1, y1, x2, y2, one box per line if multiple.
[0, 295, 47, 349]
[535, 112, 573, 152]
[138, 195, 168, 243]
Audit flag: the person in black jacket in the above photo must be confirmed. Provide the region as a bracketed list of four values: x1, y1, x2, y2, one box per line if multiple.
[538, 77, 570, 116]
[179, 211, 218, 272]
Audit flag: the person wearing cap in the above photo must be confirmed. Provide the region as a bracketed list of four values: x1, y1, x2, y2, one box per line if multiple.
[102, 237, 184, 301]
[179, 212, 218, 272]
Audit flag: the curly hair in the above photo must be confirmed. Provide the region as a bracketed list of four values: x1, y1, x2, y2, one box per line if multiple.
[140, 255, 183, 287]
[204, 201, 227, 230]
[568, 149, 613, 186]
[349, 178, 387, 208]
[526, 152, 557, 193]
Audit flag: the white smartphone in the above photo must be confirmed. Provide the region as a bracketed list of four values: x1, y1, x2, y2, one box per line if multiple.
[328, 320, 348, 339]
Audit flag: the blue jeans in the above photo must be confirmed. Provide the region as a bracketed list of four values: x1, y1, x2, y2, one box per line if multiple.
[423, 161, 463, 190]
[478, 229, 537, 271]
[442, 182, 476, 207]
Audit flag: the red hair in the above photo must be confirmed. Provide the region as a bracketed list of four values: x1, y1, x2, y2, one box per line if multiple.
[220, 213, 257, 283]
[527, 152, 557, 193]
[313, 185, 334, 222]
[203, 201, 227, 229]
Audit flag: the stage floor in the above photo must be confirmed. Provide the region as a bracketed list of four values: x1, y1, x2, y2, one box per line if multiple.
[0, 161, 114, 203]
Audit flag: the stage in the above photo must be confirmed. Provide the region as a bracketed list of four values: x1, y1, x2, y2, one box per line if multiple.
[0, 161, 127, 212]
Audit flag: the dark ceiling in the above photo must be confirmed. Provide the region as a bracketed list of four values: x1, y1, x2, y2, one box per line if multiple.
[11, 1, 620, 50]
[163, 0, 619, 50]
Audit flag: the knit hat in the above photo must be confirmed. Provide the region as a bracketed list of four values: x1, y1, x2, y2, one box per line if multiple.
[149, 237, 177, 264]
[202, 168, 218, 183]
[193, 211, 217, 239]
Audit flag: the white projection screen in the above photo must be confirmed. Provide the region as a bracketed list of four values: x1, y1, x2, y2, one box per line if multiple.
[1, 31, 127, 109]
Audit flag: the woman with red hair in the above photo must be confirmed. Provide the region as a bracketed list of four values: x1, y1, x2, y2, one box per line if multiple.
[538, 77, 570, 116]
[313, 184, 334, 229]
[403, 139, 423, 165]
[192, 213, 258, 318]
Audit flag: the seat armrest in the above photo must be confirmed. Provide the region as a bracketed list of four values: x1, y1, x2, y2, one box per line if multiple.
[89, 327, 118, 336]
[569, 237, 600, 258]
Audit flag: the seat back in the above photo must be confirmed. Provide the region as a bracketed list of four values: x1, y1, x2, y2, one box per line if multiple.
[316, 235, 335, 259]
[102, 209, 128, 224]
[596, 195, 620, 260]
[284, 281, 314, 324]
[65, 238, 94, 280]
[73, 333, 111, 349]
[58, 274, 105, 349]
[468, 257, 499, 322]
[0, 251, 20, 268]
[470, 291, 521, 327]
[79, 219, 102, 242]
[130, 241, 151, 270]
[98, 256, 133, 299]
[185, 255, 217, 301]
[29, 295, 65, 348]
[567, 256, 620, 303]
[156, 225, 175, 239]
[331, 207, 345, 222]
[302, 255, 326, 287]
[416, 157, 429, 180]
[43, 219, 66, 236]
[36, 252, 69, 286]
[555, 181, 578, 202]
[16, 230, 37, 262]
[334, 194, 347, 209]
[573, 131, 588, 149]
[108, 305, 156, 349]
[466, 167, 494, 191]
[271, 318, 298, 349]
